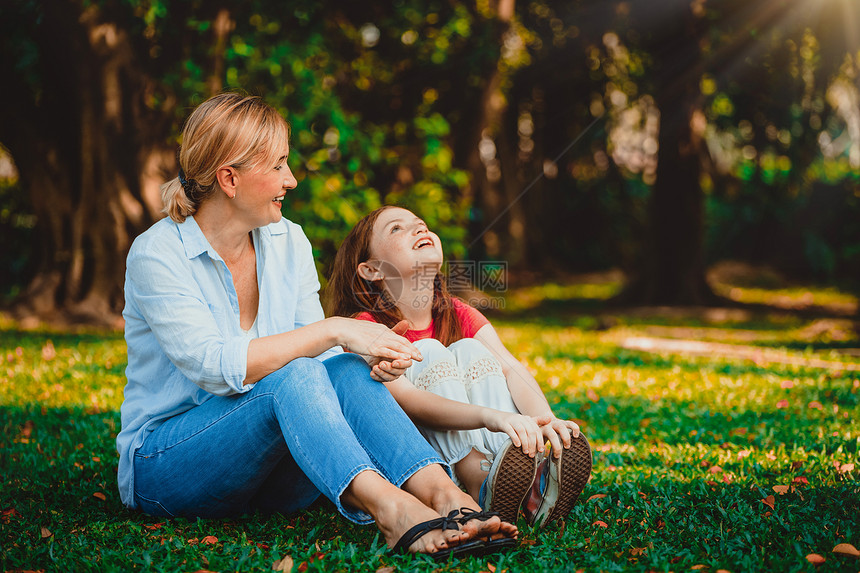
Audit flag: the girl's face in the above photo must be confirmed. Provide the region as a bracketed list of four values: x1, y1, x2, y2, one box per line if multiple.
[366, 207, 443, 282]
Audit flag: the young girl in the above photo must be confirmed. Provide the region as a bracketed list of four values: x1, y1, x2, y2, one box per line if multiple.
[327, 206, 592, 526]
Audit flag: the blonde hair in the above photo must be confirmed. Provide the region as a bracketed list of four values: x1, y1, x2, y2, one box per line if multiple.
[161, 92, 291, 222]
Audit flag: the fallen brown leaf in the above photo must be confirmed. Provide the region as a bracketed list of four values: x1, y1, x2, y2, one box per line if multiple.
[273, 555, 294, 572]
[186, 537, 199, 545]
[630, 547, 646, 556]
[201, 535, 218, 545]
[776, 399, 789, 409]
[806, 553, 826, 565]
[832, 543, 860, 558]
[92, 492, 106, 501]
[709, 466, 723, 474]
[772, 485, 790, 495]
[808, 401, 823, 410]
[839, 463, 855, 473]
[40, 526, 53, 538]
[1, 507, 22, 523]
[593, 520, 609, 528]
[690, 565, 708, 570]
[587, 494, 608, 502]
[760, 495, 775, 510]
[792, 476, 809, 485]
[375, 567, 395, 573]
[144, 523, 164, 530]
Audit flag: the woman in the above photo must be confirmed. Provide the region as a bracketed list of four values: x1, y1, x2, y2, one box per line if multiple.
[116, 93, 516, 559]
[326, 206, 592, 526]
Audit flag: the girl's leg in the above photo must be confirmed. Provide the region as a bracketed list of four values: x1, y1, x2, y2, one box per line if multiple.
[401, 339, 489, 475]
[448, 338, 540, 522]
[134, 357, 378, 522]
[449, 338, 520, 455]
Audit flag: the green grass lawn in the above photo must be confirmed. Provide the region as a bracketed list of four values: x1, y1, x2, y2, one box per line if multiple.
[2, 278, 860, 572]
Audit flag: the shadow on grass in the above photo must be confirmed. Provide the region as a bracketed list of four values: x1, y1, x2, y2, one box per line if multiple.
[486, 290, 859, 334]
[0, 328, 123, 348]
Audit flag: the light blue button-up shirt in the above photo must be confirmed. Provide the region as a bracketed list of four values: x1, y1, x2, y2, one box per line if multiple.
[116, 215, 340, 508]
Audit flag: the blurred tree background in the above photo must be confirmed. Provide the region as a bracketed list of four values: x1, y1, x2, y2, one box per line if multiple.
[0, 0, 858, 324]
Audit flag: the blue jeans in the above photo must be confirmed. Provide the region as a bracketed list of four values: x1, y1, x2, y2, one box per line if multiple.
[132, 353, 446, 524]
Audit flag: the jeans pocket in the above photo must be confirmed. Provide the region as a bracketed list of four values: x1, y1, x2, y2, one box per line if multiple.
[134, 490, 177, 518]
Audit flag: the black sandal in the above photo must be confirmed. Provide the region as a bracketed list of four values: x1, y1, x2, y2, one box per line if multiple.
[391, 510, 486, 561]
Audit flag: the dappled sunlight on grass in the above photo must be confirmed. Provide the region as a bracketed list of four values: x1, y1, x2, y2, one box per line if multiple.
[2, 278, 860, 572]
[0, 329, 126, 411]
[500, 278, 622, 313]
[711, 283, 858, 313]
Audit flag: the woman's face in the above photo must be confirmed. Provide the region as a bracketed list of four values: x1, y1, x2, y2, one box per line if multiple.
[367, 207, 443, 282]
[234, 148, 297, 228]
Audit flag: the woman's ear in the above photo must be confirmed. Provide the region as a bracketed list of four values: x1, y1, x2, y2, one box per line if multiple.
[357, 261, 384, 281]
[215, 165, 239, 199]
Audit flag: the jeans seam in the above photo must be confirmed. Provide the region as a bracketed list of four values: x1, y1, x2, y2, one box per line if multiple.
[134, 489, 177, 518]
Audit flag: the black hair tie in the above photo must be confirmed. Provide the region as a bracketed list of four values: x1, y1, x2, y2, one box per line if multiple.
[178, 167, 194, 194]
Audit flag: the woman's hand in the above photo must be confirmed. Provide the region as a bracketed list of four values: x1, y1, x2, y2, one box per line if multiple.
[539, 417, 582, 458]
[482, 411, 552, 457]
[334, 317, 422, 364]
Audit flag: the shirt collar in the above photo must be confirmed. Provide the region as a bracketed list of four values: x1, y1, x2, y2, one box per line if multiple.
[177, 215, 289, 260]
[177, 215, 212, 260]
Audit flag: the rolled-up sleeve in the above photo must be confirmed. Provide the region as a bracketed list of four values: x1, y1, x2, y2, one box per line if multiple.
[126, 245, 251, 395]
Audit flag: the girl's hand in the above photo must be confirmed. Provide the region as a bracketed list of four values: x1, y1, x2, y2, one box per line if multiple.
[369, 358, 411, 382]
[336, 318, 422, 363]
[483, 411, 551, 457]
[363, 320, 415, 381]
[539, 417, 582, 458]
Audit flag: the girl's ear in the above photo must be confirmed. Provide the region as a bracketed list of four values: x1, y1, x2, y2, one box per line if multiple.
[357, 261, 384, 281]
[215, 165, 239, 199]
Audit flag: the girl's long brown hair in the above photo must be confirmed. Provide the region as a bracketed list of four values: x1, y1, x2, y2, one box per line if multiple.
[326, 206, 463, 346]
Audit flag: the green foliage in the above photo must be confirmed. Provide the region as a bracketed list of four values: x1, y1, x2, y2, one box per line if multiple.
[211, 2, 489, 269]
[3, 275, 860, 571]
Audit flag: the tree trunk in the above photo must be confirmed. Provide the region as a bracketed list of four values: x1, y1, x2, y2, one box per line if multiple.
[462, 0, 520, 262]
[619, 0, 716, 305]
[0, 1, 235, 326]
[0, 2, 172, 326]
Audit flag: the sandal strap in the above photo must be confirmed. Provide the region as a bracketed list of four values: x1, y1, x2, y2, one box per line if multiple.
[391, 510, 461, 553]
[454, 507, 501, 524]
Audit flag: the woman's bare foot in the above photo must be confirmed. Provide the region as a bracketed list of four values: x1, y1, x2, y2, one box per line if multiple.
[342, 470, 469, 555]
[377, 492, 469, 553]
[436, 489, 518, 541]
[400, 463, 518, 542]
